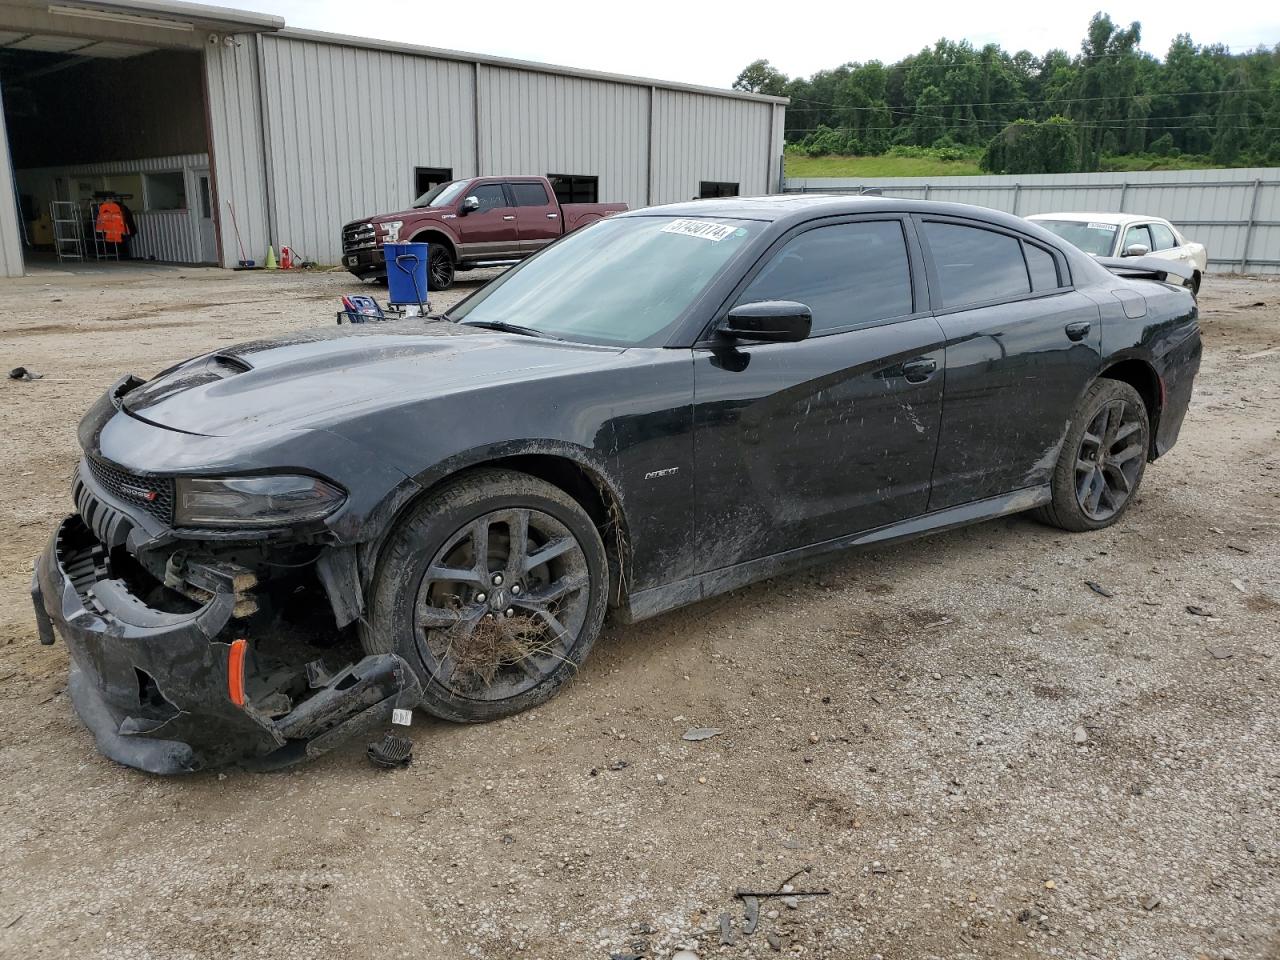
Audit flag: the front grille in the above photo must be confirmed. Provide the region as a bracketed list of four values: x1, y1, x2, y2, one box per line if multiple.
[342, 222, 376, 254]
[85, 457, 174, 524]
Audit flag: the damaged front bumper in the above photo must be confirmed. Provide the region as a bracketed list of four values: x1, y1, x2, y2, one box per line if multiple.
[31, 514, 420, 774]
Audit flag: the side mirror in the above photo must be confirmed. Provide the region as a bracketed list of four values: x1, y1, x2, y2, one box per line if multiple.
[718, 300, 812, 343]
[461, 196, 480, 214]
[1123, 243, 1150, 257]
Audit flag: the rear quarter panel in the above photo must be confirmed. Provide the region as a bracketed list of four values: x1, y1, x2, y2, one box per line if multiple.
[1092, 278, 1201, 457]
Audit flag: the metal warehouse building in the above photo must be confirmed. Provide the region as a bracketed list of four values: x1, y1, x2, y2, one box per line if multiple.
[0, 0, 787, 277]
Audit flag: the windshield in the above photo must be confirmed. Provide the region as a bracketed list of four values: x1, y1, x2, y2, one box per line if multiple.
[450, 215, 759, 346]
[413, 180, 469, 209]
[1034, 219, 1118, 257]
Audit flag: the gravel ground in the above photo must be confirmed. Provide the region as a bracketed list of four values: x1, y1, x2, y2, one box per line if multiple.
[0, 263, 1276, 960]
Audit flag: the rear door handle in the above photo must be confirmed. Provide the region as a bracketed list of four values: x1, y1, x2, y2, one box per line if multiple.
[902, 357, 937, 382]
[502, 215, 516, 221]
[1065, 321, 1092, 342]
[546, 213, 559, 219]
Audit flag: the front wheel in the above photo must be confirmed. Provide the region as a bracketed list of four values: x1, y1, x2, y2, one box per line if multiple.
[1034, 379, 1150, 532]
[361, 469, 608, 723]
[428, 245, 455, 291]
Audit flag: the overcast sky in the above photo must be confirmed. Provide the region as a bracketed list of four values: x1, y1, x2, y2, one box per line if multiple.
[232, 0, 1279, 90]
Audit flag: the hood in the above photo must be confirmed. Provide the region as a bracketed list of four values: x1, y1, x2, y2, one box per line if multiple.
[121, 320, 622, 438]
[361, 205, 445, 223]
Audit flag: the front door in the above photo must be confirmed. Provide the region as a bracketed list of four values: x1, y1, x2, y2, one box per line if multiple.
[455, 182, 518, 259]
[191, 168, 216, 264]
[916, 216, 1103, 509]
[693, 217, 946, 571]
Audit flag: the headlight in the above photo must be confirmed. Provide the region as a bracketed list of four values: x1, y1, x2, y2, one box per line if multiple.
[380, 220, 404, 242]
[175, 475, 346, 527]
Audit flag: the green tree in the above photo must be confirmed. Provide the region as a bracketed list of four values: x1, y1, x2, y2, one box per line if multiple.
[982, 116, 1080, 173]
[733, 59, 788, 96]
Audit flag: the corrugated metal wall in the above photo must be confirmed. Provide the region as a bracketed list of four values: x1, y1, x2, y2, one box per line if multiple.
[477, 65, 649, 206]
[254, 34, 477, 265]
[204, 31, 783, 266]
[205, 39, 270, 269]
[784, 168, 1280, 274]
[651, 89, 774, 204]
[0, 77, 21, 278]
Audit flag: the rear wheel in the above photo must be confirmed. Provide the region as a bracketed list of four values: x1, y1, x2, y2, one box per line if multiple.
[1034, 379, 1150, 532]
[361, 469, 607, 723]
[1190, 271, 1202, 297]
[427, 244, 455, 290]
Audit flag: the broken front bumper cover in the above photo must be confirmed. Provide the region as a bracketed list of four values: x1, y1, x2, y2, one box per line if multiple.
[31, 514, 421, 775]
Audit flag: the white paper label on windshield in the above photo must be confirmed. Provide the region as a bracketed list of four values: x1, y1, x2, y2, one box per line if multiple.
[661, 219, 736, 242]
[1088, 222, 1118, 231]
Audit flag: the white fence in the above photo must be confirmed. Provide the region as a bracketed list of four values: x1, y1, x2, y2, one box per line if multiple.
[783, 167, 1280, 275]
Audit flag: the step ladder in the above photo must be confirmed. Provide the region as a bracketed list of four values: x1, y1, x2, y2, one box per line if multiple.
[50, 200, 84, 262]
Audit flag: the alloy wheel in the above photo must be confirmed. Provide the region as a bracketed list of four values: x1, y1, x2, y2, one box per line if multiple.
[412, 508, 590, 700]
[428, 247, 454, 290]
[1074, 397, 1147, 521]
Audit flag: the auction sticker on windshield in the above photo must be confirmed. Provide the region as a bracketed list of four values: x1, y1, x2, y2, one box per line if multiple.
[1088, 222, 1118, 231]
[661, 219, 737, 242]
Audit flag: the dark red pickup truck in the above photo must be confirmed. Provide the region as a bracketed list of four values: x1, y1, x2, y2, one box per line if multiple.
[341, 176, 627, 289]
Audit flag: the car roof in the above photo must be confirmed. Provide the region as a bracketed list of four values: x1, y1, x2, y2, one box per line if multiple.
[1027, 212, 1170, 227]
[624, 194, 1050, 232]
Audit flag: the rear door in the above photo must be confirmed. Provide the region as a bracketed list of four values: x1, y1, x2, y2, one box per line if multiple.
[918, 217, 1102, 509]
[692, 216, 947, 569]
[455, 181, 519, 259]
[1147, 220, 1196, 268]
[509, 180, 562, 253]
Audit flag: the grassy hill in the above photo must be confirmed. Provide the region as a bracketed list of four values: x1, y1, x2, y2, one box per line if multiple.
[784, 150, 1227, 180]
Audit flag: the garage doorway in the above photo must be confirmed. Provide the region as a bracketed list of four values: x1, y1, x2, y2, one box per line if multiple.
[1, 40, 217, 267]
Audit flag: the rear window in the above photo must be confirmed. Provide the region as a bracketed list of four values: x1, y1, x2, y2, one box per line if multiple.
[1024, 243, 1060, 291]
[510, 182, 550, 207]
[922, 221, 1031, 308]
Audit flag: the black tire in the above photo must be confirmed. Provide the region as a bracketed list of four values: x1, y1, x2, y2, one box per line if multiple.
[427, 244, 455, 291]
[361, 469, 608, 723]
[1033, 379, 1150, 532]
[1190, 271, 1202, 297]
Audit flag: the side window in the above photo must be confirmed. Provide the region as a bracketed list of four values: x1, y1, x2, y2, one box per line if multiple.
[469, 184, 508, 213]
[510, 182, 550, 207]
[1024, 242, 1060, 291]
[1148, 222, 1178, 250]
[1123, 224, 1153, 252]
[735, 220, 913, 335]
[922, 221, 1031, 308]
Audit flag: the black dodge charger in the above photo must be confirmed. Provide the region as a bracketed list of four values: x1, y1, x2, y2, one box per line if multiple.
[32, 196, 1202, 773]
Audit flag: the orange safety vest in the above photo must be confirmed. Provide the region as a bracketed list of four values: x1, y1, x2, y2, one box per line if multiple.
[95, 201, 128, 244]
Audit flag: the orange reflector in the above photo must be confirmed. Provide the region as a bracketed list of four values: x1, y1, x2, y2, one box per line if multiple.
[227, 638, 248, 707]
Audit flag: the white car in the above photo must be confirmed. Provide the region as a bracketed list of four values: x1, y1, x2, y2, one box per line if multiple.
[1027, 212, 1208, 295]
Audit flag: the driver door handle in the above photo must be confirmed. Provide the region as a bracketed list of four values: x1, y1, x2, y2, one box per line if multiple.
[902, 357, 937, 382]
[1065, 321, 1092, 342]
[502, 215, 516, 221]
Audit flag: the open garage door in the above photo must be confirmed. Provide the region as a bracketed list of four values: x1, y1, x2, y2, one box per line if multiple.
[2, 39, 217, 268]
[0, 0, 282, 276]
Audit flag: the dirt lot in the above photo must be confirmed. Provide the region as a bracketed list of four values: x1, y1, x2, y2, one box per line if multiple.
[0, 263, 1276, 960]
